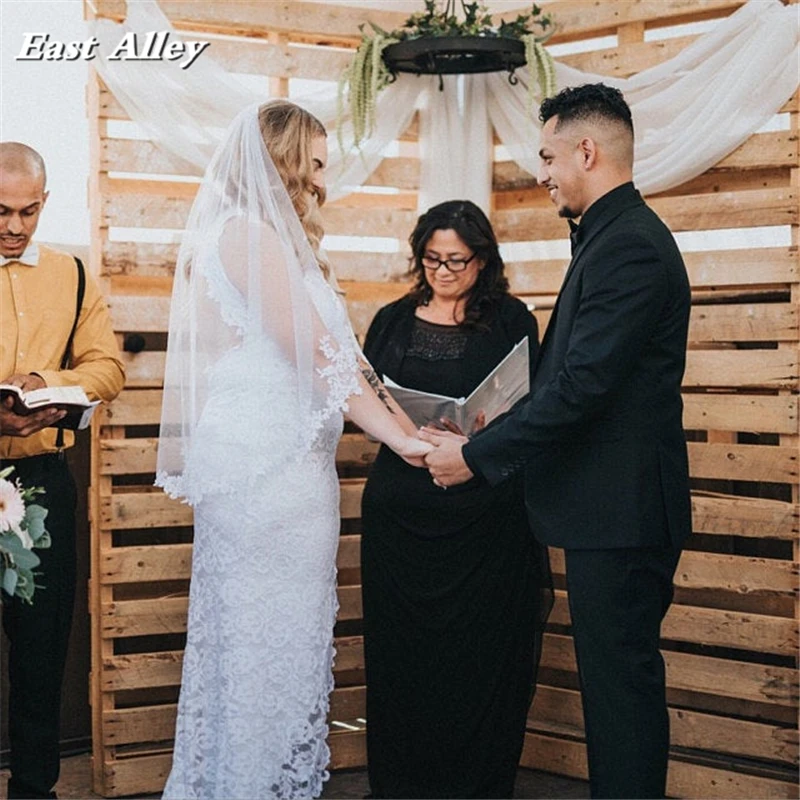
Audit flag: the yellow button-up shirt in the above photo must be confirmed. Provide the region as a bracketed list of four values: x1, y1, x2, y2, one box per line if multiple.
[1, 243, 125, 458]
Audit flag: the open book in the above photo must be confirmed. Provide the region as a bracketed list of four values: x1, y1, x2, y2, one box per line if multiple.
[0, 384, 101, 430]
[384, 337, 530, 432]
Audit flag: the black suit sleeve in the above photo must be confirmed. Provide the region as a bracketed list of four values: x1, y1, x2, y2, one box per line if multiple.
[464, 234, 668, 486]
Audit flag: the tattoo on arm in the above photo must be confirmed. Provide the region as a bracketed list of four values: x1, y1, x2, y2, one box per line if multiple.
[361, 366, 395, 414]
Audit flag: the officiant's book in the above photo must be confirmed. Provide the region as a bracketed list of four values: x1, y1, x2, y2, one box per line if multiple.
[384, 337, 530, 432]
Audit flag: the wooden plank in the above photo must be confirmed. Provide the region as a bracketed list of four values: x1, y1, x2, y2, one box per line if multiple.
[340, 479, 365, 520]
[687, 441, 798, 484]
[557, 33, 692, 79]
[329, 686, 366, 722]
[103, 491, 193, 530]
[530, 685, 799, 766]
[329, 729, 366, 770]
[101, 652, 183, 691]
[541, 633, 798, 707]
[682, 394, 799, 435]
[667, 760, 798, 800]
[105, 481, 367, 529]
[120, 351, 166, 388]
[102, 138, 202, 177]
[333, 635, 364, 674]
[103, 191, 193, 230]
[337, 585, 362, 622]
[103, 704, 177, 746]
[100, 543, 193, 584]
[506, 259, 569, 295]
[102, 752, 172, 797]
[494, 133, 798, 191]
[691, 492, 798, 540]
[182, 37, 350, 80]
[363, 157, 420, 190]
[494, 189, 798, 241]
[521, 733, 798, 799]
[101, 536, 360, 587]
[663, 604, 798, 657]
[536, 0, 744, 40]
[108, 295, 171, 333]
[103, 389, 163, 427]
[675, 551, 799, 596]
[336, 433, 379, 467]
[549, 591, 798, 655]
[688, 303, 798, 343]
[102, 582, 362, 637]
[337, 534, 360, 571]
[321, 207, 418, 239]
[520, 731, 587, 780]
[94, 0, 407, 41]
[683, 248, 797, 289]
[101, 596, 189, 637]
[102, 432, 379, 475]
[683, 349, 799, 390]
[103, 240, 179, 277]
[328, 251, 410, 284]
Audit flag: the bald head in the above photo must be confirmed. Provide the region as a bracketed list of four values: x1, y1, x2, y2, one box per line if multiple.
[0, 142, 47, 189]
[0, 142, 49, 259]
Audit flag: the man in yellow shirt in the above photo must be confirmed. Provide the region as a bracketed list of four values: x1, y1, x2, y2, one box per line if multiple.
[1, 142, 125, 799]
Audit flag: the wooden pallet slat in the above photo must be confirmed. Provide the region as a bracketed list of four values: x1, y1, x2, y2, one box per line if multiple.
[89, 3, 800, 797]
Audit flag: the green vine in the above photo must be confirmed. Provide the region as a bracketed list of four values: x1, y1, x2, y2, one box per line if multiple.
[338, 2, 557, 151]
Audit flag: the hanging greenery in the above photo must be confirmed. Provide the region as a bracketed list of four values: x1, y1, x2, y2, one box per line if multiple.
[338, 1, 556, 152]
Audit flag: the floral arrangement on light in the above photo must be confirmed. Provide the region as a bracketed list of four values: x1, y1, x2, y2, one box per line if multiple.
[338, 0, 557, 150]
[0, 466, 50, 603]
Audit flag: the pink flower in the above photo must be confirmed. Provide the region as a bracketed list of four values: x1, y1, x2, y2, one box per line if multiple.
[0, 478, 25, 535]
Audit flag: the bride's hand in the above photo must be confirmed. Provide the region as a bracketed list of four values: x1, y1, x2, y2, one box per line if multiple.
[393, 435, 434, 468]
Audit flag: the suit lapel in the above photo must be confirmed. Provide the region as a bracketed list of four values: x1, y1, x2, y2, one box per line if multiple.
[535, 190, 645, 356]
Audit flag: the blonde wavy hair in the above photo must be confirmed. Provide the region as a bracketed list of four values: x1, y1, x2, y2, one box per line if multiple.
[258, 100, 329, 276]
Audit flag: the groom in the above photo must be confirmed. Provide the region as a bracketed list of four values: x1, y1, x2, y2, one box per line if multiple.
[423, 83, 692, 799]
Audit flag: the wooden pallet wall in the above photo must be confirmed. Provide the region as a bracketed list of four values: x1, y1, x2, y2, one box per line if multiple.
[86, 0, 798, 796]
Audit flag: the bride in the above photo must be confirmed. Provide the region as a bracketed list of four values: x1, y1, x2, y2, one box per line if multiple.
[155, 100, 431, 799]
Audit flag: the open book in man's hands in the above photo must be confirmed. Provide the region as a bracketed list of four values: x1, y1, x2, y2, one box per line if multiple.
[0, 384, 101, 430]
[384, 337, 530, 433]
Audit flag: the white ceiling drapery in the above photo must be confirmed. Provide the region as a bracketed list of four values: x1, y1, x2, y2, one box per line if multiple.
[92, 0, 799, 213]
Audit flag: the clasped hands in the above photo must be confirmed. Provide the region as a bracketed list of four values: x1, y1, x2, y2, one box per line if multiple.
[418, 414, 482, 488]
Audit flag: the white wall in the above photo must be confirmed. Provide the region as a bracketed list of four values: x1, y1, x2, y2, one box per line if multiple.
[1, 0, 91, 245]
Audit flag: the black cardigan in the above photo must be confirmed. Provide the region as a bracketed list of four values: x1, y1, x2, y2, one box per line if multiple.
[362, 294, 539, 397]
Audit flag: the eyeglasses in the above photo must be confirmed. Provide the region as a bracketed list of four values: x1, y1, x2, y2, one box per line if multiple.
[421, 252, 478, 273]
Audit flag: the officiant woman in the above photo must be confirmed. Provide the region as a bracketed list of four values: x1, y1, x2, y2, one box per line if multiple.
[360, 199, 553, 799]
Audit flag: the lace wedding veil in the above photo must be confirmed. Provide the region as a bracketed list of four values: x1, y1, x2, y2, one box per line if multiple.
[155, 102, 361, 503]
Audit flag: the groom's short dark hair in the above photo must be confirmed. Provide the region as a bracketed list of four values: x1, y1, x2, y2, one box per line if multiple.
[540, 83, 633, 137]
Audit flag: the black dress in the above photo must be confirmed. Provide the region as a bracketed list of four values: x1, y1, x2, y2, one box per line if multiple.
[361, 295, 553, 799]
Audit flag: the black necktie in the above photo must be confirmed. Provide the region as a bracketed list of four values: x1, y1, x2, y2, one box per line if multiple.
[568, 220, 580, 255]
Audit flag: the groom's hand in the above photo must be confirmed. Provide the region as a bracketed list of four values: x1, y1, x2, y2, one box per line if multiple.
[419, 428, 474, 487]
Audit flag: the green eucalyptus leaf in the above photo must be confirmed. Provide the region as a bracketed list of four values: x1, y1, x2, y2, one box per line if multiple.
[15, 568, 36, 603]
[24, 504, 48, 541]
[2, 566, 18, 597]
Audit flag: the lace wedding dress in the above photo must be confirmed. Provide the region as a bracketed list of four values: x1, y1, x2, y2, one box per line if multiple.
[160, 243, 356, 800]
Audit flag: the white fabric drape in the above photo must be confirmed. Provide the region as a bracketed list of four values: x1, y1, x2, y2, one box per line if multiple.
[90, 0, 799, 213]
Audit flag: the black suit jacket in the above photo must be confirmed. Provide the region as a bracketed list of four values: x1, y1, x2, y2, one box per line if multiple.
[464, 183, 692, 550]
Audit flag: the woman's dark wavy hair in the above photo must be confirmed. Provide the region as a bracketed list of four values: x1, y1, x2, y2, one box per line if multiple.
[407, 199, 509, 328]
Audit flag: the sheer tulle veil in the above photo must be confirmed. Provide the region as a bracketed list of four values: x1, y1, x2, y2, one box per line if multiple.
[155, 103, 360, 504]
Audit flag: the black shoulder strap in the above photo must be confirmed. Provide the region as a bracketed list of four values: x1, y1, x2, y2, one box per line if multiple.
[60, 256, 86, 371]
[56, 256, 86, 449]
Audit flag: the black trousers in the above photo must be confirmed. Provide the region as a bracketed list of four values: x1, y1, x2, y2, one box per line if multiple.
[2, 453, 77, 800]
[564, 544, 682, 800]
